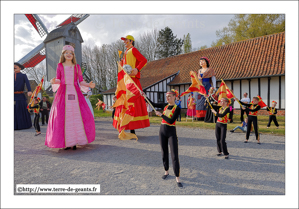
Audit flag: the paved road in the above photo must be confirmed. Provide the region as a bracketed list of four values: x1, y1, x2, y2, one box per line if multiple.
[14, 117, 285, 195]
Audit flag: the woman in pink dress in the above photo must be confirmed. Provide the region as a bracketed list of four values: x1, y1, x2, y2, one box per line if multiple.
[186, 93, 196, 117]
[45, 45, 96, 150]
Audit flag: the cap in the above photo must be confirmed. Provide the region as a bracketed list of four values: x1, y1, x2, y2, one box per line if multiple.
[121, 35, 135, 41]
[62, 45, 75, 52]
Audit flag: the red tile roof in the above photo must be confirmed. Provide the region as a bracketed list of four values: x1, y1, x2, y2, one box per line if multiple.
[102, 32, 285, 94]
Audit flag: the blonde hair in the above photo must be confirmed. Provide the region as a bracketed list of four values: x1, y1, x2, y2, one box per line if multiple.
[59, 50, 77, 64]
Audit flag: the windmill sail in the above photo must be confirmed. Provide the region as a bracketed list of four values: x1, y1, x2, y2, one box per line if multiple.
[25, 14, 48, 37]
[17, 43, 46, 68]
[56, 14, 90, 27]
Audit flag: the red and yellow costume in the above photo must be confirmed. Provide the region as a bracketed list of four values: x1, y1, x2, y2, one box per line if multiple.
[113, 41, 150, 130]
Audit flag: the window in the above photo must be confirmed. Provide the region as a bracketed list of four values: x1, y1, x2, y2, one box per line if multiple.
[158, 92, 164, 103]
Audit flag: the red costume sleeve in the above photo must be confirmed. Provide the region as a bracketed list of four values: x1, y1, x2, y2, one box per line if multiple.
[132, 47, 147, 71]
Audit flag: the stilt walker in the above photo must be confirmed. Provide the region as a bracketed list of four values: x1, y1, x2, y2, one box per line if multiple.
[113, 35, 150, 135]
[45, 45, 96, 150]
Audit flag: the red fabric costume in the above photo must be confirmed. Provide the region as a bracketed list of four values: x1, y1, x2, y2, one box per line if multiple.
[113, 46, 150, 130]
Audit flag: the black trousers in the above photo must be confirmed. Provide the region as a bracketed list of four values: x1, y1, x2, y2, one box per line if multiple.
[176, 113, 181, 121]
[112, 108, 115, 119]
[41, 109, 49, 124]
[240, 108, 249, 122]
[229, 109, 234, 122]
[33, 113, 40, 132]
[267, 115, 279, 127]
[246, 116, 259, 140]
[159, 125, 180, 177]
[215, 123, 229, 155]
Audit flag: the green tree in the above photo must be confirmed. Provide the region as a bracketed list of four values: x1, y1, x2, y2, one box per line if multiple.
[156, 27, 184, 59]
[212, 14, 285, 47]
[183, 33, 192, 53]
[199, 45, 208, 50]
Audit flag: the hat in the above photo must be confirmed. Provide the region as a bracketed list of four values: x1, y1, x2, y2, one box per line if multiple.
[200, 57, 210, 65]
[121, 35, 135, 41]
[62, 45, 75, 52]
[272, 101, 277, 104]
[14, 62, 24, 70]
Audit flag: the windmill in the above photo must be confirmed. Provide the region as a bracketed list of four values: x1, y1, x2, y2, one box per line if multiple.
[17, 14, 90, 86]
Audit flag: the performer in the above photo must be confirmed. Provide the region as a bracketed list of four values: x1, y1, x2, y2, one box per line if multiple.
[229, 90, 235, 123]
[211, 98, 230, 159]
[45, 45, 96, 150]
[175, 96, 181, 121]
[28, 97, 41, 136]
[144, 89, 183, 187]
[14, 62, 32, 130]
[186, 93, 196, 118]
[237, 97, 261, 144]
[204, 87, 218, 123]
[113, 35, 150, 135]
[266, 101, 279, 129]
[195, 57, 216, 120]
[83, 86, 94, 118]
[39, 97, 51, 125]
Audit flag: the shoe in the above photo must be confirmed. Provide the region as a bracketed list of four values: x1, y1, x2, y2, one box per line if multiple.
[177, 182, 183, 187]
[217, 153, 222, 156]
[230, 130, 234, 133]
[73, 145, 77, 150]
[267, 127, 269, 129]
[130, 130, 136, 134]
[34, 133, 41, 136]
[225, 156, 229, 159]
[276, 127, 279, 129]
[162, 174, 169, 180]
[257, 141, 261, 144]
[64, 147, 71, 150]
[244, 140, 248, 143]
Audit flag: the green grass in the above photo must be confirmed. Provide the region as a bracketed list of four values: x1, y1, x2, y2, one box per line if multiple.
[94, 108, 113, 118]
[148, 115, 285, 136]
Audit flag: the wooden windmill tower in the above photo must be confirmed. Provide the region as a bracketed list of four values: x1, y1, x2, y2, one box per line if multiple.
[17, 14, 90, 82]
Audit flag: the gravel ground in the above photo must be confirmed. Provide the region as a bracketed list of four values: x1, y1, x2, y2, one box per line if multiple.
[14, 117, 285, 195]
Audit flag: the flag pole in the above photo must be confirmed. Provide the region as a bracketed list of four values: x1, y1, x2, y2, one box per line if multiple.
[205, 96, 217, 116]
[117, 62, 157, 113]
[221, 78, 243, 107]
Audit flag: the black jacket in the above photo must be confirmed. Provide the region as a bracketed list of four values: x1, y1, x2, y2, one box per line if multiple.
[39, 100, 51, 110]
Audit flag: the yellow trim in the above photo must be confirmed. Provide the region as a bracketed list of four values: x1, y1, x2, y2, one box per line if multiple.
[138, 62, 147, 72]
[114, 115, 149, 122]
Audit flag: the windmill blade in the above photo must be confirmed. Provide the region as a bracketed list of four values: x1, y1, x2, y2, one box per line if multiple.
[17, 42, 46, 69]
[56, 14, 90, 27]
[25, 14, 48, 37]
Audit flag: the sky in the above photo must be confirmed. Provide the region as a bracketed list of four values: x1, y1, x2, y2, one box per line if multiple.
[14, 14, 234, 62]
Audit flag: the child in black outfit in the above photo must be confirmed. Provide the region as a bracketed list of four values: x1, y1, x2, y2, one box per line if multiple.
[28, 97, 41, 136]
[211, 97, 231, 159]
[143, 89, 183, 188]
[266, 101, 279, 129]
[237, 96, 261, 144]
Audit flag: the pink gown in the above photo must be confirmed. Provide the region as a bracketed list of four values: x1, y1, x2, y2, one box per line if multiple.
[45, 63, 95, 148]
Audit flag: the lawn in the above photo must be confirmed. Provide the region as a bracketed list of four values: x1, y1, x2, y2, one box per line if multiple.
[148, 114, 285, 136]
[93, 109, 285, 136]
